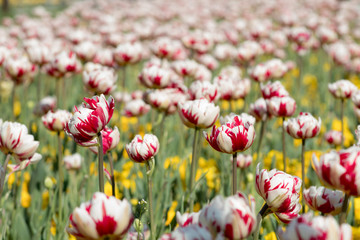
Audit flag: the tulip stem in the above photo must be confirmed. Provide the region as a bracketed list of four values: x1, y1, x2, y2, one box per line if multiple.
[301, 139, 306, 213]
[146, 160, 156, 240]
[232, 152, 237, 195]
[122, 66, 127, 90]
[256, 119, 267, 164]
[37, 71, 42, 102]
[57, 131, 64, 224]
[98, 132, 104, 193]
[0, 154, 10, 198]
[340, 193, 350, 224]
[11, 84, 16, 120]
[282, 117, 287, 172]
[253, 203, 269, 240]
[189, 127, 200, 212]
[340, 99, 344, 148]
[107, 152, 116, 196]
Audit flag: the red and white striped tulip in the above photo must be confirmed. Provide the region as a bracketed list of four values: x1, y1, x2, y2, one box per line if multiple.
[324, 130, 342, 146]
[284, 112, 321, 139]
[83, 66, 117, 95]
[261, 81, 289, 99]
[178, 98, 219, 129]
[255, 164, 302, 223]
[122, 99, 150, 117]
[64, 153, 83, 171]
[87, 126, 120, 155]
[66, 192, 133, 239]
[304, 186, 344, 215]
[42, 110, 72, 132]
[328, 79, 358, 99]
[198, 192, 256, 239]
[33, 96, 56, 117]
[204, 115, 255, 154]
[189, 81, 219, 102]
[113, 42, 142, 66]
[176, 211, 201, 227]
[159, 225, 211, 240]
[65, 94, 114, 144]
[312, 146, 360, 196]
[278, 213, 352, 240]
[126, 134, 159, 163]
[138, 65, 171, 89]
[267, 96, 296, 117]
[249, 98, 270, 122]
[232, 154, 253, 169]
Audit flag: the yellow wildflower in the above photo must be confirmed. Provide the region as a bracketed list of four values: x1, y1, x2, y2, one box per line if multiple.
[264, 232, 277, 240]
[164, 156, 181, 169]
[42, 190, 49, 209]
[51, 220, 56, 236]
[309, 54, 318, 66]
[130, 199, 138, 206]
[31, 122, 37, 134]
[323, 62, 331, 72]
[21, 188, 31, 208]
[14, 100, 21, 117]
[331, 118, 354, 147]
[350, 74, 360, 89]
[104, 181, 122, 198]
[352, 227, 360, 240]
[355, 198, 360, 226]
[291, 68, 299, 78]
[221, 100, 230, 110]
[194, 202, 201, 212]
[165, 201, 178, 226]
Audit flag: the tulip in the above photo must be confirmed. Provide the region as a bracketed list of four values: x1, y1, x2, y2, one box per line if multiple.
[328, 80, 357, 99]
[144, 88, 186, 115]
[214, 75, 251, 103]
[324, 130, 342, 146]
[33, 96, 56, 117]
[255, 164, 301, 224]
[82, 66, 117, 95]
[178, 98, 219, 210]
[171, 60, 198, 78]
[198, 192, 256, 239]
[126, 134, 159, 240]
[195, 54, 218, 70]
[304, 186, 344, 215]
[352, 90, 360, 108]
[74, 41, 97, 62]
[204, 115, 255, 194]
[176, 211, 201, 227]
[267, 96, 296, 171]
[189, 81, 219, 102]
[66, 192, 133, 240]
[0, 120, 42, 196]
[312, 146, 360, 222]
[64, 153, 83, 171]
[122, 99, 150, 118]
[232, 154, 252, 169]
[113, 42, 143, 66]
[159, 225, 211, 240]
[139, 65, 171, 89]
[42, 110, 72, 132]
[261, 81, 289, 99]
[278, 213, 352, 240]
[66, 94, 114, 193]
[151, 37, 186, 60]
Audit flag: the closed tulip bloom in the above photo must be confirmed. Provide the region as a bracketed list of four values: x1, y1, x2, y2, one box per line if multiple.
[266, 59, 288, 79]
[4, 56, 35, 85]
[159, 225, 211, 240]
[312, 146, 360, 196]
[93, 48, 115, 68]
[324, 130, 342, 146]
[178, 98, 220, 129]
[255, 164, 302, 223]
[189, 81, 219, 102]
[42, 110, 72, 132]
[144, 88, 186, 115]
[214, 75, 251, 100]
[267, 96, 296, 117]
[83, 67, 117, 95]
[195, 54, 219, 70]
[26, 43, 51, 66]
[33, 96, 56, 117]
[249, 63, 271, 83]
[249, 98, 270, 122]
[352, 90, 360, 108]
[138, 65, 171, 89]
[328, 79, 358, 99]
[66, 192, 133, 240]
[204, 115, 255, 154]
[126, 134, 159, 163]
[64, 153, 83, 171]
[0, 121, 42, 170]
[261, 81, 289, 99]
[304, 186, 344, 215]
[232, 154, 253, 169]
[198, 192, 256, 239]
[284, 112, 321, 139]
[176, 211, 201, 227]
[113, 42, 142, 65]
[87, 127, 120, 155]
[171, 60, 198, 77]
[66, 94, 115, 144]
[122, 99, 150, 117]
[278, 213, 352, 240]
[48, 51, 81, 77]
[74, 41, 97, 62]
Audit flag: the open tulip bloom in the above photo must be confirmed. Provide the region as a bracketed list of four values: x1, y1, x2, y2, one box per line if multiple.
[204, 115, 255, 195]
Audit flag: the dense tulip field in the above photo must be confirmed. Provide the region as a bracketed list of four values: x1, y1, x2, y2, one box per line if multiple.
[2, 0, 360, 239]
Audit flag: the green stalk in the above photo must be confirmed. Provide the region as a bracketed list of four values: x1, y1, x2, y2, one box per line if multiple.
[146, 160, 156, 240]
[11, 84, 16, 120]
[256, 119, 267, 164]
[232, 152, 237, 195]
[57, 131, 64, 224]
[189, 128, 200, 212]
[340, 193, 350, 224]
[98, 132, 104, 193]
[253, 203, 269, 240]
[301, 139, 306, 213]
[282, 117, 287, 172]
[0, 154, 10, 198]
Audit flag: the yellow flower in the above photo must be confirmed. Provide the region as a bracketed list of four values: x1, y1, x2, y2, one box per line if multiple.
[68, 234, 76, 240]
[291, 68, 299, 78]
[21, 188, 31, 208]
[14, 100, 21, 117]
[165, 201, 178, 226]
[194, 202, 201, 212]
[221, 100, 230, 110]
[164, 156, 181, 169]
[264, 232, 277, 240]
[130, 198, 138, 206]
[353, 227, 360, 239]
[42, 190, 49, 209]
[350, 74, 360, 89]
[31, 122, 37, 134]
[51, 220, 56, 236]
[309, 54, 318, 66]
[331, 118, 354, 147]
[293, 139, 302, 148]
[104, 181, 122, 198]
[323, 62, 331, 72]
[354, 198, 360, 225]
